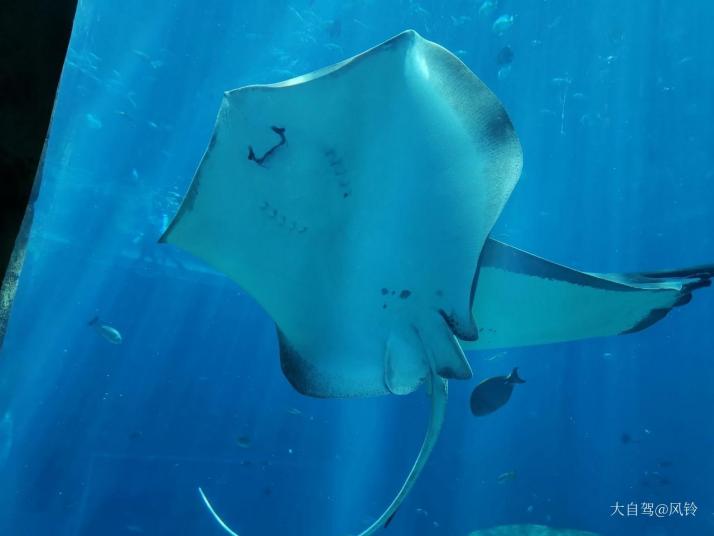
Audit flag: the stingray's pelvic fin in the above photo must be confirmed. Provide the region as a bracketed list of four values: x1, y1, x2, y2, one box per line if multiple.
[196, 371, 448, 536]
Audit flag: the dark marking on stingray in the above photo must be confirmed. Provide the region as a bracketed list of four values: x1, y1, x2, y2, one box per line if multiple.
[391, 290, 396, 296]
[383, 303, 388, 309]
[621, 307, 670, 335]
[485, 109, 515, 144]
[399, 290, 412, 299]
[260, 202, 307, 234]
[384, 506, 401, 528]
[634, 265, 714, 281]
[481, 238, 639, 292]
[277, 327, 329, 398]
[674, 293, 692, 307]
[437, 365, 460, 378]
[343, 192, 350, 198]
[684, 278, 712, 292]
[381, 288, 389, 295]
[248, 126, 286, 166]
[439, 309, 477, 341]
[435, 289, 443, 297]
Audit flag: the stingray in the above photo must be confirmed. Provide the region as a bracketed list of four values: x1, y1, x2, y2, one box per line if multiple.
[160, 30, 713, 535]
[469, 524, 601, 536]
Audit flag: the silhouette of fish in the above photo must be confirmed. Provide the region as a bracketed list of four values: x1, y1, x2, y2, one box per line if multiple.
[470, 368, 525, 416]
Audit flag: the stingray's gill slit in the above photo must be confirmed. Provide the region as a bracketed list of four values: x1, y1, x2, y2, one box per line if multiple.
[197, 370, 448, 536]
[247, 125, 286, 166]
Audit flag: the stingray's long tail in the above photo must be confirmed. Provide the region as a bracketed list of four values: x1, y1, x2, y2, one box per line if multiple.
[354, 372, 448, 535]
[197, 372, 448, 536]
[198, 487, 240, 536]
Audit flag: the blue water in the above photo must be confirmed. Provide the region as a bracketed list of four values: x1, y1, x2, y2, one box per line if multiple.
[1, 1, 713, 535]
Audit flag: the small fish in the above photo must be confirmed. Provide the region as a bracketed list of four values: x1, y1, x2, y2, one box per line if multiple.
[132, 49, 151, 61]
[415, 507, 428, 517]
[85, 113, 103, 129]
[641, 470, 671, 488]
[325, 19, 341, 39]
[551, 76, 572, 87]
[237, 435, 252, 448]
[287, 407, 302, 416]
[620, 432, 641, 445]
[324, 43, 343, 53]
[497, 470, 517, 483]
[450, 15, 471, 27]
[478, 0, 498, 17]
[492, 14, 514, 35]
[497, 65, 512, 80]
[496, 46, 514, 66]
[88, 316, 122, 344]
[547, 16, 563, 30]
[485, 351, 507, 361]
[470, 367, 525, 416]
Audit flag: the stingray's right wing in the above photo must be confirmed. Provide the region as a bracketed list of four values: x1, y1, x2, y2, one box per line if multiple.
[466, 238, 713, 350]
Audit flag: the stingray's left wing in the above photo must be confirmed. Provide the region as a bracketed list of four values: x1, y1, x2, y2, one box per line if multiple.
[466, 238, 713, 350]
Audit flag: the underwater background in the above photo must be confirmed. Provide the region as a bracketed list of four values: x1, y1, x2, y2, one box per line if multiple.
[0, 0, 713, 535]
